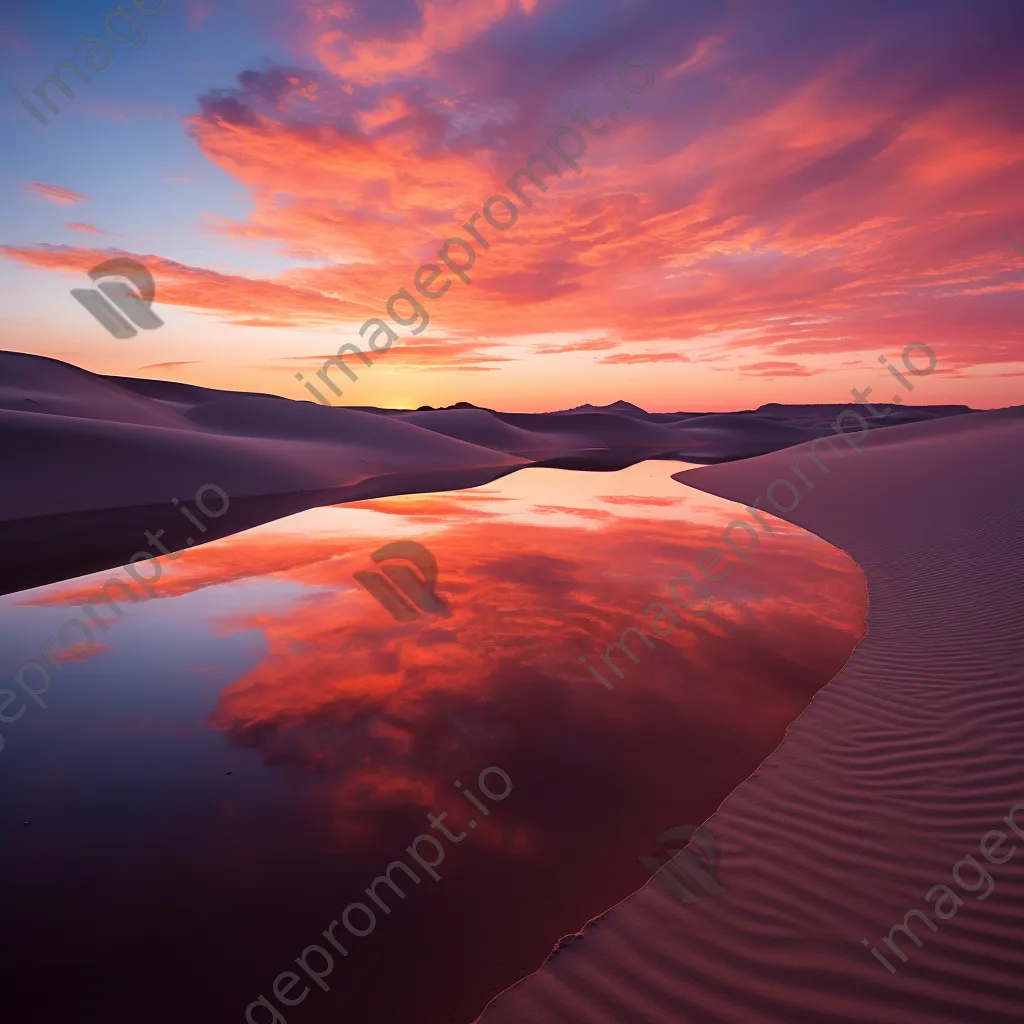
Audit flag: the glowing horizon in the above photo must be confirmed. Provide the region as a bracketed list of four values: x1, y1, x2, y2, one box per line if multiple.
[2, 0, 1022, 412]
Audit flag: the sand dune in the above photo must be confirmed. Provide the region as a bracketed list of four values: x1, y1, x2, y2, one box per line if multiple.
[664, 412, 826, 459]
[393, 408, 575, 456]
[3, 349, 1021, 1020]
[752, 401, 973, 424]
[0, 352, 526, 593]
[471, 406, 1024, 1023]
[0, 350, 983, 596]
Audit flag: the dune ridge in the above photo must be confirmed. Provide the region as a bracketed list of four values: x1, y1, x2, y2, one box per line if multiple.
[0, 350, 986, 597]
[473, 407, 1024, 1024]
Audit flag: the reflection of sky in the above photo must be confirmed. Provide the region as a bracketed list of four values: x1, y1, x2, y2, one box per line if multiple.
[0, 462, 866, 1024]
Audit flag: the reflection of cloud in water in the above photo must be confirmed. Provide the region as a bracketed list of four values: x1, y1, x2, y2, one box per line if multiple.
[0, 461, 869, 1024]
[13, 460, 865, 867]
[203, 472, 865, 863]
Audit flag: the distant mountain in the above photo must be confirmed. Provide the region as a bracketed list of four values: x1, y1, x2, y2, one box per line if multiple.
[562, 400, 650, 416]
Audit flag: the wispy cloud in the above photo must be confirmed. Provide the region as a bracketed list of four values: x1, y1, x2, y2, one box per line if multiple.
[737, 361, 827, 378]
[598, 352, 690, 365]
[537, 338, 618, 355]
[66, 222, 111, 235]
[28, 182, 90, 205]
[0, 29, 27, 51]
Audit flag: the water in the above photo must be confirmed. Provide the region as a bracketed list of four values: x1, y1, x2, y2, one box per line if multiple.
[0, 462, 866, 1023]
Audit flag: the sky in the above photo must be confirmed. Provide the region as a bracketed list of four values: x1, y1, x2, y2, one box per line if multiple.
[1, 0, 1022, 412]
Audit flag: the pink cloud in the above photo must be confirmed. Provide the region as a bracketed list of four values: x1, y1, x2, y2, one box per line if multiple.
[66, 222, 110, 234]
[9, 1, 1024, 409]
[737, 361, 828, 378]
[0, 29, 27, 51]
[28, 182, 90, 205]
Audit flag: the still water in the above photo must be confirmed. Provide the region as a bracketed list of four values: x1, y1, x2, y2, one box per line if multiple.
[0, 462, 866, 1023]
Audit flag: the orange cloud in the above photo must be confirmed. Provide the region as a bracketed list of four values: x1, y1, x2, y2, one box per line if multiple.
[737, 361, 827, 377]
[9, 1, 1024, 408]
[0, 244, 374, 326]
[536, 338, 618, 355]
[599, 351, 691, 365]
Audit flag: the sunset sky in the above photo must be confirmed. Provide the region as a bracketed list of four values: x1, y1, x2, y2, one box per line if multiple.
[2, 0, 1022, 412]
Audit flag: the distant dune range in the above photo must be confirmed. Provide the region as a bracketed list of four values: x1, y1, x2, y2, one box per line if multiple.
[473, 406, 1024, 1024]
[0, 350, 975, 596]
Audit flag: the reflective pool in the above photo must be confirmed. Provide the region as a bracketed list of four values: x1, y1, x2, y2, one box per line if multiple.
[0, 462, 866, 1024]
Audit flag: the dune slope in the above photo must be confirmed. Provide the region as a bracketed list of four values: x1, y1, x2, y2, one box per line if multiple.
[475, 408, 1024, 1024]
[0, 350, 985, 596]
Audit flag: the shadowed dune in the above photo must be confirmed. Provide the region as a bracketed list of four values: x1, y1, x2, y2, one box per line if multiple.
[0, 350, 984, 597]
